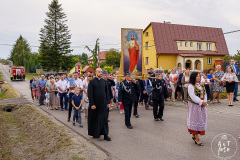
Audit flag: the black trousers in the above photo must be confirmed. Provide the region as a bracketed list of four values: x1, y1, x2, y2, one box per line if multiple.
[68, 93, 78, 120]
[140, 93, 148, 104]
[133, 93, 140, 115]
[123, 102, 132, 127]
[153, 99, 164, 119]
[39, 88, 45, 105]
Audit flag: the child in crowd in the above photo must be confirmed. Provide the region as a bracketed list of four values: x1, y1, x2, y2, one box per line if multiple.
[201, 73, 211, 100]
[45, 88, 50, 109]
[113, 87, 119, 109]
[67, 73, 76, 97]
[72, 87, 83, 127]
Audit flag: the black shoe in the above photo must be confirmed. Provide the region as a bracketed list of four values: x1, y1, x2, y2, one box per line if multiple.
[236, 99, 239, 101]
[108, 120, 110, 122]
[155, 118, 160, 121]
[127, 125, 133, 129]
[104, 135, 111, 141]
[135, 115, 140, 118]
[67, 118, 70, 122]
[159, 118, 164, 121]
[233, 99, 236, 102]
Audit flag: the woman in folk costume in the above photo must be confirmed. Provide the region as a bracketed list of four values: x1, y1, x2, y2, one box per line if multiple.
[187, 72, 207, 146]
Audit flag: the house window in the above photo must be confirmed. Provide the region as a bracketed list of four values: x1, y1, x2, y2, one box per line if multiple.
[146, 57, 149, 65]
[190, 42, 193, 47]
[197, 43, 202, 50]
[207, 57, 212, 64]
[185, 42, 188, 47]
[146, 32, 149, 37]
[179, 42, 182, 46]
[206, 43, 211, 50]
[146, 42, 149, 50]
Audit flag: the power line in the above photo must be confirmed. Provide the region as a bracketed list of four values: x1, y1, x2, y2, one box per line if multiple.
[0, 29, 239, 49]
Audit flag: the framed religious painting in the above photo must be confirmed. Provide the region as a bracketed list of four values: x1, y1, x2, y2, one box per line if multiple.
[122, 28, 143, 76]
[117, 28, 146, 81]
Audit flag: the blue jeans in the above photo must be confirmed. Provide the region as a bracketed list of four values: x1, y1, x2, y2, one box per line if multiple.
[234, 82, 238, 99]
[73, 107, 82, 125]
[59, 93, 68, 110]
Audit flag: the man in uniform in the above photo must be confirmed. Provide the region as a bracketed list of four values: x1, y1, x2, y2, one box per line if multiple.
[118, 72, 139, 129]
[152, 70, 169, 121]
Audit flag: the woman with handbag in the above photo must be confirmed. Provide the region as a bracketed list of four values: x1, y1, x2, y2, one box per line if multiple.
[49, 79, 59, 110]
[212, 65, 225, 103]
[82, 74, 93, 117]
[221, 66, 238, 106]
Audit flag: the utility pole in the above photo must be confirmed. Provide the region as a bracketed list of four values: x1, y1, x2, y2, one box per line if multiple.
[97, 45, 100, 68]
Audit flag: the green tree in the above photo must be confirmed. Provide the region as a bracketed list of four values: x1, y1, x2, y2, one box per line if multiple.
[105, 49, 121, 68]
[100, 62, 107, 68]
[10, 35, 32, 72]
[85, 38, 99, 70]
[39, 0, 72, 72]
[75, 53, 89, 65]
[29, 53, 42, 73]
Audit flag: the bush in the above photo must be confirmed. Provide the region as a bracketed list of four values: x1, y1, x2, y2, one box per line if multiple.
[103, 66, 113, 73]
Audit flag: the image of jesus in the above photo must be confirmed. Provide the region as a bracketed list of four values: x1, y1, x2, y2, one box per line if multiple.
[125, 34, 139, 73]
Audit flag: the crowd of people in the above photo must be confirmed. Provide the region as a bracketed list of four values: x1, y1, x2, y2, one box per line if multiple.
[29, 59, 239, 144]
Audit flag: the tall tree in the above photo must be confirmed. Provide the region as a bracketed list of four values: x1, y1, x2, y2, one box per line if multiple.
[39, 0, 72, 72]
[10, 35, 32, 72]
[105, 49, 121, 68]
[85, 38, 99, 69]
[75, 53, 89, 65]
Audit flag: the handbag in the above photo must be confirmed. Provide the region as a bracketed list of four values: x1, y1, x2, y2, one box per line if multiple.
[84, 98, 89, 103]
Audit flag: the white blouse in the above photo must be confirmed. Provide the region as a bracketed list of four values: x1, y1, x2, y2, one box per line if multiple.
[221, 73, 238, 82]
[188, 83, 207, 106]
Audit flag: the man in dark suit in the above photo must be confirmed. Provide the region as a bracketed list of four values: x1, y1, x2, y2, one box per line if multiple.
[152, 70, 169, 121]
[102, 71, 115, 121]
[118, 72, 139, 129]
[133, 79, 141, 118]
[226, 59, 239, 101]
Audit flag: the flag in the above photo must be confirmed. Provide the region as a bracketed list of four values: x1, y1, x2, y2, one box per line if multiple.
[70, 67, 75, 73]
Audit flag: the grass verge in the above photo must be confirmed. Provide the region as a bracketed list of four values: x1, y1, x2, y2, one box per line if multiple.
[0, 105, 88, 160]
[0, 72, 20, 100]
[25, 74, 39, 80]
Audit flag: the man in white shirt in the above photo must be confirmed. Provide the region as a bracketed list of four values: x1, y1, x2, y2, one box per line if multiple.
[67, 72, 83, 122]
[57, 74, 68, 111]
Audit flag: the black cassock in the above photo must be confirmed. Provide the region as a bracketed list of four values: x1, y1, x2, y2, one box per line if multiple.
[87, 77, 110, 138]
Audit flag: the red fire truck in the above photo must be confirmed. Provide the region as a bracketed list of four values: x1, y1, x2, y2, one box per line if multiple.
[10, 66, 25, 81]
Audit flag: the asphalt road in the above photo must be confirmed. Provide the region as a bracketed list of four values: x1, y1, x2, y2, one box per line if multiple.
[1, 63, 240, 160]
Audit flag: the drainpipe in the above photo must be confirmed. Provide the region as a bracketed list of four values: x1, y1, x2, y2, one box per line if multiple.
[157, 54, 160, 68]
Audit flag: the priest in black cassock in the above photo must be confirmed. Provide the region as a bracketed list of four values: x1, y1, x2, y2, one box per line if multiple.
[87, 68, 111, 141]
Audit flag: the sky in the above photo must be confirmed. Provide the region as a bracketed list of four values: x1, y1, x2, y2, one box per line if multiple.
[0, 0, 240, 59]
